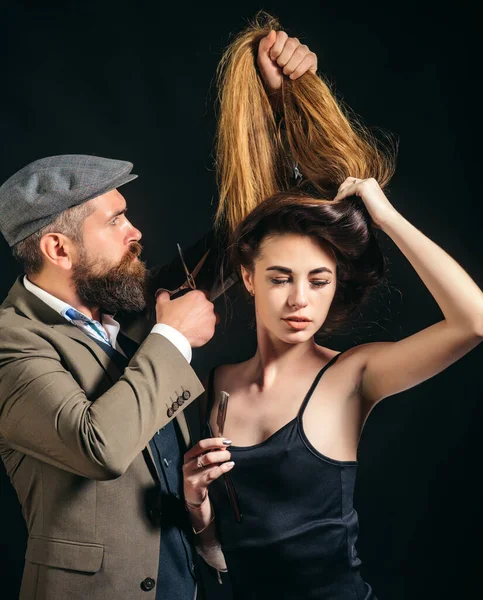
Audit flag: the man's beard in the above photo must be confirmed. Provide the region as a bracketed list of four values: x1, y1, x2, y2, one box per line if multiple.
[72, 242, 148, 314]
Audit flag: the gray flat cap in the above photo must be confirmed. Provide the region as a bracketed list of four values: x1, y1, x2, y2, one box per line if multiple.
[0, 154, 138, 246]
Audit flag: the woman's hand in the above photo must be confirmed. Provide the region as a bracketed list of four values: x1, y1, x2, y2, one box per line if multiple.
[183, 437, 234, 507]
[257, 30, 317, 94]
[333, 177, 398, 228]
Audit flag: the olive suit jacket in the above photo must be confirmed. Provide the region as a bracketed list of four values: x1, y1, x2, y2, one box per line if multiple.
[0, 277, 204, 599]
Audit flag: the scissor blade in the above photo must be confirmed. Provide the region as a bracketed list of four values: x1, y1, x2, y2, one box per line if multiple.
[190, 249, 210, 280]
[209, 275, 237, 302]
[177, 243, 191, 279]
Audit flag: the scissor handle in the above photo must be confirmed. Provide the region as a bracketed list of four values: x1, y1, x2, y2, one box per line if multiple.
[155, 285, 191, 299]
[185, 272, 196, 290]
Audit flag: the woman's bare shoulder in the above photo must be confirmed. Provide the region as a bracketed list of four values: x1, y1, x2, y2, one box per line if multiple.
[314, 344, 340, 361]
[314, 343, 375, 376]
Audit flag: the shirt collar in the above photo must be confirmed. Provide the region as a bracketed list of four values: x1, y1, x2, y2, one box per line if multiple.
[23, 275, 121, 340]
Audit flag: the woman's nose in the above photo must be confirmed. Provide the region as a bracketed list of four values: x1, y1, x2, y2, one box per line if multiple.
[288, 284, 308, 309]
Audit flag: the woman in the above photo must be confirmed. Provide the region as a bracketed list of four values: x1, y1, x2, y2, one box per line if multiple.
[182, 13, 483, 600]
[182, 180, 483, 599]
[179, 13, 402, 597]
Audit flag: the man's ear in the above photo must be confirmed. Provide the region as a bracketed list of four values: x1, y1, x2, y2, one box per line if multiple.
[240, 265, 254, 296]
[39, 233, 76, 271]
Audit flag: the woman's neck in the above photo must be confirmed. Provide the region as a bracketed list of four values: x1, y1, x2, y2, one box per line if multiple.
[248, 327, 321, 390]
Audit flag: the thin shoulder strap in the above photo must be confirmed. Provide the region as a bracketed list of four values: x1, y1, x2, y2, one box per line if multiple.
[297, 352, 343, 417]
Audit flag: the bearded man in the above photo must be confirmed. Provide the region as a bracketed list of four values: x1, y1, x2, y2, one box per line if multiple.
[0, 154, 217, 600]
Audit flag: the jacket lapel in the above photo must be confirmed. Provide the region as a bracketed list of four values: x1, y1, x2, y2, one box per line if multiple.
[51, 322, 123, 382]
[6, 277, 123, 383]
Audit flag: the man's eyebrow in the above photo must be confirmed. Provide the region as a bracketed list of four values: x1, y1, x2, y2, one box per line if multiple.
[266, 266, 333, 275]
[106, 207, 127, 222]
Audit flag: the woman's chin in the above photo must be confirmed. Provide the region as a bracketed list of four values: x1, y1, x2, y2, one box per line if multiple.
[278, 329, 314, 345]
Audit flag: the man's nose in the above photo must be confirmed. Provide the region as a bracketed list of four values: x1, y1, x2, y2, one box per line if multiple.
[127, 221, 142, 242]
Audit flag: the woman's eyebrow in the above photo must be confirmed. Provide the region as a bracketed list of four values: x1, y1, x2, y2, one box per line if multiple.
[266, 266, 292, 273]
[266, 266, 333, 274]
[309, 267, 333, 275]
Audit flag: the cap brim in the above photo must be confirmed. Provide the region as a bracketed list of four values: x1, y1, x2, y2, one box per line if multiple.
[79, 172, 138, 206]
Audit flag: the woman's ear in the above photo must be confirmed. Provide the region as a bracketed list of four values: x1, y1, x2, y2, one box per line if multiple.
[240, 266, 255, 297]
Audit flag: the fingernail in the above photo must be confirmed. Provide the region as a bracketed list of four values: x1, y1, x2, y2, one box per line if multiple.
[225, 461, 235, 467]
[222, 439, 232, 445]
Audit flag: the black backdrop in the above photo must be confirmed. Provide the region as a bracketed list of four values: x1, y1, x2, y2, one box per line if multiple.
[1, 1, 482, 599]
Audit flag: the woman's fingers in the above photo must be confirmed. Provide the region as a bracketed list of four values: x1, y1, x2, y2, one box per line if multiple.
[333, 177, 364, 201]
[191, 461, 235, 487]
[204, 461, 235, 483]
[188, 450, 232, 471]
[184, 437, 231, 463]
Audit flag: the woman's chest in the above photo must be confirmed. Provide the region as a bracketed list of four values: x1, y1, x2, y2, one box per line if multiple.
[210, 367, 362, 455]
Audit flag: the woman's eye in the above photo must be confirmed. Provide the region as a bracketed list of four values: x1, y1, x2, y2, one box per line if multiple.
[310, 280, 330, 287]
[110, 218, 119, 226]
[271, 278, 290, 285]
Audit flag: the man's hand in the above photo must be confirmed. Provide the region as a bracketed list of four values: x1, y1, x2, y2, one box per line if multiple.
[257, 29, 318, 94]
[155, 290, 217, 348]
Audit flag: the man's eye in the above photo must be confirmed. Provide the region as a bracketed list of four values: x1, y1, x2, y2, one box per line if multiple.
[110, 218, 119, 226]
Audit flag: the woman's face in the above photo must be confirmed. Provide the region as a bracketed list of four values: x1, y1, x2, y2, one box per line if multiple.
[241, 233, 337, 344]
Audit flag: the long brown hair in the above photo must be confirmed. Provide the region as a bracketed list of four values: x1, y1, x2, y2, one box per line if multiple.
[215, 11, 396, 236]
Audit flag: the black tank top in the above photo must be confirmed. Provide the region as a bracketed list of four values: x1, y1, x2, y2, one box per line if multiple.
[204, 353, 377, 600]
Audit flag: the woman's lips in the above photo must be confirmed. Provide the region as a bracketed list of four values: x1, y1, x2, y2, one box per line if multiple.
[282, 317, 312, 330]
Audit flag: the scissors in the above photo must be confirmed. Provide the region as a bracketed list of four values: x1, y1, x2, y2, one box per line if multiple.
[156, 244, 210, 299]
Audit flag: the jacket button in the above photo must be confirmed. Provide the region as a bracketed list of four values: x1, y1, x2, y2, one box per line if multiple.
[140, 577, 156, 591]
[182, 390, 191, 400]
[172, 400, 179, 410]
[167, 408, 174, 417]
[177, 395, 185, 406]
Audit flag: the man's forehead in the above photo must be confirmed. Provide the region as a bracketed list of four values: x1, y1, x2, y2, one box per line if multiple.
[90, 189, 127, 214]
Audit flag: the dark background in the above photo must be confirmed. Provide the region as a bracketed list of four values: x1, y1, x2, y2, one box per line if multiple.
[1, 1, 481, 599]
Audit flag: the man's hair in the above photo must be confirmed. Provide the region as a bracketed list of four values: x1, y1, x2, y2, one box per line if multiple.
[12, 201, 95, 274]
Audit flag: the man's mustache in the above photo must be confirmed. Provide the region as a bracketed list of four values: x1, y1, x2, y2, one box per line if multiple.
[109, 241, 145, 274]
[126, 242, 143, 259]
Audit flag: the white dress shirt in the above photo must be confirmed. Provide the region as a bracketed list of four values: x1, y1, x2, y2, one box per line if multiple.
[23, 276, 192, 363]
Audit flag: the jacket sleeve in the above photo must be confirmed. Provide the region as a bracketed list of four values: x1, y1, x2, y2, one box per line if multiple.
[0, 328, 204, 480]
